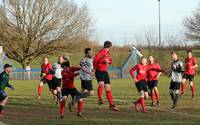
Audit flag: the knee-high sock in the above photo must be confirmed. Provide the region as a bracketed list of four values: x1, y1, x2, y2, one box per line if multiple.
[182, 83, 186, 94]
[155, 92, 160, 102]
[151, 91, 155, 103]
[140, 97, 146, 112]
[106, 90, 114, 106]
[190, 85, 195, 96]
[173, 93, 179, 107]
[98, 84, 104, 100]
[135, 98, 141, 105]
[38, 85, 42, 96]
[60, 101, 66, 115]
[78, 101, 83, 113]
[170, 92, 175, 103]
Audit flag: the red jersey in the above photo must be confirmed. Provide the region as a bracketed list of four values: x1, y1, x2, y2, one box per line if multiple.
[185, 57, 197, 75]
[129, 64, 148, 82]
[61, 67, 80, 89]
[41, 63, 53, 80]
[93, 48, 112, 72]
[147, 63, 161, 81]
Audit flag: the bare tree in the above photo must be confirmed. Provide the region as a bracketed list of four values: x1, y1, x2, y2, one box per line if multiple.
[0, 0, 92, 68]
[184, 5, 200, 44]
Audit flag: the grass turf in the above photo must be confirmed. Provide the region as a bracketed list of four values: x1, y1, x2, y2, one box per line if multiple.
[1, 76, 200, 125]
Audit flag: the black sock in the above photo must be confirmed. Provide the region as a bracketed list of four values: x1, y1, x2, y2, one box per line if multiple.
[79, 92, 90, 99]
[173, 93, 179, 108]
[170, 92, 175, 103]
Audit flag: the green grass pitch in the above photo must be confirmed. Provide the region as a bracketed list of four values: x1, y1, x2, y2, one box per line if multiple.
[1, 76, 200, 125]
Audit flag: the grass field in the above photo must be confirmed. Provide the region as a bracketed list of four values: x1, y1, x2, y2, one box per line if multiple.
[1, 76, 200, 125]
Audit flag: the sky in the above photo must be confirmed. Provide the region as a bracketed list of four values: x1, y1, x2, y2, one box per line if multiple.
[75, 0, 200, 46]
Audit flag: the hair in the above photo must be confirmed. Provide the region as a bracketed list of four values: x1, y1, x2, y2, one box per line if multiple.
[171, 51, 177, 55]
[43, 56, 49, 60]
[187, 49, 192, 53]
[85, 48, 92, 54]
[103, 41, 112, 48]
[61, 60, 70, 67]
[148, 55, 157, 63]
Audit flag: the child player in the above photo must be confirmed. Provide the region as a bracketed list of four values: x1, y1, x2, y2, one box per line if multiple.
[181, 50, 198, 98]
[147, 55, 162, 106]
[52, 55, 66, 103]
[36, 57, 53, 100]
[59, 61, 83, 118]
[130, 57, 149, 113]
[0, 64, 15, 117]
[93, 41, 119, 111]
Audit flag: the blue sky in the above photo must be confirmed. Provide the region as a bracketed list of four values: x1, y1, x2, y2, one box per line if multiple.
[75, 0, 200, 46]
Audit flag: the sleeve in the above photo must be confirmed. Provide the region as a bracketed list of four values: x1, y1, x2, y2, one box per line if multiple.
[80, 59, 86, 67]
[193, 58, 197, 65]
[176, 61, 184, 73]
[93, 53, 102, 70]
[62, 71, 74, 78]
[71, 67, 81, 72]
[129, 65, 137, 79]
[6, 83, 14, 89]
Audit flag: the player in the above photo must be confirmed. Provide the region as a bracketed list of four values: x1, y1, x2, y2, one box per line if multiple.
[93, 41, 119, 111]
[36, 57, 53, 100]
[59, 61, 82, 119]
[147, 55, 162, 106]
[130, 57, 149, 113]
[75, 48, 94, 101]
[181, 50, 198, 98]
[0, 64, 15, 117]
[52, 55, 66, 103]
[169, 52, 184, 111]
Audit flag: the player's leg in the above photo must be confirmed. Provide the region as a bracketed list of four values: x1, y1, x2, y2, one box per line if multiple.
[189, 75, 195, 98]
[148, 81, 155, 106]
[60, 96, 67, 119]
[169, 82, 175, 108]
[154, 81, 160, 106]
[77, 98, 83, 117]
[0, 92, 8, 117]
[139, 90, 146, 113]
[37, 81, 44, 99]
[77, 80, 94, 100]
[181, 74, 187, 95]
[171, 82, 180, 111]
[56, 79, 62, 102]
[95, 70, 104, 104]
[154, 87, 160, 106]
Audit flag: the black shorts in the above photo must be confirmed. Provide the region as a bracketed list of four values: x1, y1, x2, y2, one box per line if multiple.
[95, 70, 110, 84]
[0, 90, 7, 101]
[41, 78, 52, 90]
[183, 73, 194, 82]
[81, 80, 93, 90]
[135, 80, 148, 92]
[148, 80, 158, 90]
[62, 88, 81, 97]
[169, 81, 181, 90]
[52, 78, 62, 90]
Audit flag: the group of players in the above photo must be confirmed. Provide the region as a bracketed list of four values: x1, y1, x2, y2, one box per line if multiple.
[130, 50, 197, 112]
[36, 41, 119, 118]
[0, 41, 198, 118]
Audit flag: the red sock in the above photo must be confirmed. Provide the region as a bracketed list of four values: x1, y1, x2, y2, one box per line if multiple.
[140, 97, 146, 112]
[190, 85, 195, 96]
[38, 85, 42, 96]
[155, 93, 160, 102]
[182, 83, 186, 94]
[78, 101, 83, 113]
[106, 90, 114, 106]
[135, 98, 141, 105]
[98, 84, 104, 100]
[151, 91, 155, 103]
[60, 100, 66, 115]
